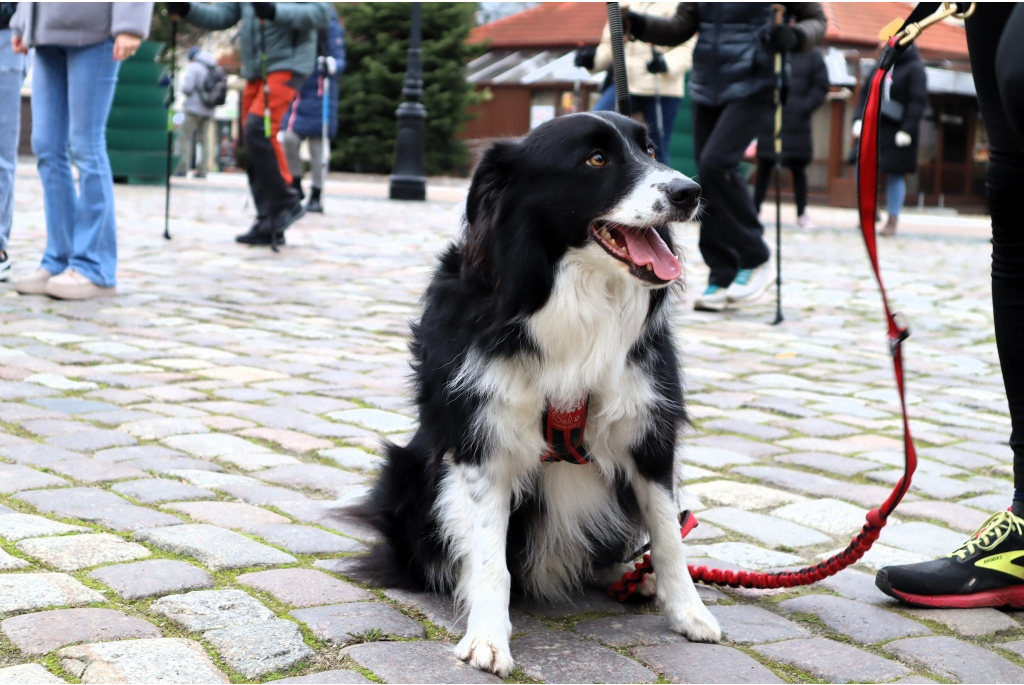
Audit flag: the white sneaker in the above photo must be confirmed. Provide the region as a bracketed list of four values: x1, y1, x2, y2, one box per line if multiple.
[15, 267, 52, 294]
[797, 214, 817, 230]
[0, 251, 9, 281]
[725, 261, 772, 304]
[43, 268, 115, 300]
[694, 284, 729, 312]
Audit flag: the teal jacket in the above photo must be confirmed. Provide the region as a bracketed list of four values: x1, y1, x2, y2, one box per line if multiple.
[183, 2, 330, 81]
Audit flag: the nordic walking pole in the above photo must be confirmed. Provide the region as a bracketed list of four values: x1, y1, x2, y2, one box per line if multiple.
[652, 47, 664, 161]
[606, 3, 631, 117]
[771, 4, 785, 325]
[164, 14, 177, 241]
[321, 65, 330, 210]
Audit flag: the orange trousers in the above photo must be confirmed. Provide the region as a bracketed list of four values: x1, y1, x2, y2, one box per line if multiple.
[241, 72, 298, 186]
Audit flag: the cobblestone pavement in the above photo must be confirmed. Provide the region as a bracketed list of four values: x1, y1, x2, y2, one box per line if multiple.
[0, 164, 1020, 683]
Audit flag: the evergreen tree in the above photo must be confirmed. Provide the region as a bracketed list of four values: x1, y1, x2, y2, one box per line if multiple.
[335, 3, 483, 176]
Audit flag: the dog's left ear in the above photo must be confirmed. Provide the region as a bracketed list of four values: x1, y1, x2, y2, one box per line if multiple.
[463, 140, 520, 269]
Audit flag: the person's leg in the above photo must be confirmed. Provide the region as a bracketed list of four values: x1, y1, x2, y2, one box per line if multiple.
[60, 38, 120, 289]
[194, 115, 210, 177]
[753, 158, 774, 213]
[0, 28, 26, 264]
[308, 136, 323, 189]
[874, 3, 1024, 609]
[175, 112, 197, 176]
[242, 72, 300, 219]
[658, 96, 680, 167]
[30, 46, 76, 280]
[593, 85, 616, 112]
[886, 174, 906, 217]
[240, 80, 271, 222]
[281, 129, 303, 183]
[790, 161, 808, 217]
[696, 98, 771, 288]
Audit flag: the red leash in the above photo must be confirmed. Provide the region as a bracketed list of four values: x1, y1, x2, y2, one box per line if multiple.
[609, 10, 948, 597]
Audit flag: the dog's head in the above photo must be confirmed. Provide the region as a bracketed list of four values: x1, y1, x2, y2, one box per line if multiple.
[462, 112, 699, 310]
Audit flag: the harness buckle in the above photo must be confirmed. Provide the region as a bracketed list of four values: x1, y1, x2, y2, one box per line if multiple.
[896, 3, 975, 46]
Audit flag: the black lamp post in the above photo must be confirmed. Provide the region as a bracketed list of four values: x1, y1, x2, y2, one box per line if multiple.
[389, 2, 427, 201]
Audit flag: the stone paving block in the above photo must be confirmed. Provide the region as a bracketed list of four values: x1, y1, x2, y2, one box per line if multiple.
[0, 463, 69, 493]
[84, 389, 150, 405]
[21, 419, 91, 437]
[93, 445, 185, 462]
[219, 483, 311, 505]
[162, 433, 269, 458]
[770, 499, 873, 536]
[135, 524, 296, 570]
[996, 640, 1024, 658]
[755, 637, 909, 683]
[920, 446, 999, 470]
[17, 533, 151, 571]
[819, 568, 899, 605]
[237, 568, 372, 607]
[0, 664, 65, 683]
[81, 410, 165, 427]
[787, 418, 859, 437]
[0, 573, 104, 613]
[0, 404, 65, 424]
[319, 447, 383, 471]
[692, 542, 803, 570]
[139, 386, 209, 403]
[1, 608, 161, 654]
[88, 559, 214, 599]
[205, 618, 314, 678]
[162, 501, 290, 532]
[633, 642, 783, 684]
[734, 466, 912, 508]
[1, 443, 82, 466]
[238, 427, 334, 453]
[46, 430, 137, 452]
[514, 586, 626, 618]
[895, 500, 991, 533]
[274, 500, 381, 542]
[0, 513, 88, 540]
[200, 366, 287, 383]
[58, 637, 228, 683]
[693, 435, 786, 458]
[46, 459, 149, 483]
[678, 446, 755, 468]
[271, 395, 357, 414]
[255, 464, 367, 496]
[0, 382, 60, 402]
[868, 470, 988, 500]
[879, 521, 967, 558]
[958, 441, 1013, 461]
[699, 507, 832, 548]
[118, 418, 210, 440]
[573, 614, 682, 647]
[343, 641, 501, 684]
[16, 487, 182, 531]
[511, 629, 656, 683]
[958, 493, 1008, 512]
[272, 670, 371, 684]
[884, 635, 1024, 683]
[903, 607, 1020, 637]
[0, 547, 29, 569]
[688, 480, 805, 510]
[853, 543, 930, 571]
[165, 469, 262, 489]
[216, 452, 301, 470]
[111, 478, 215, 504]
[708, 605, 810, 644]
[250, 524, 365, 554]
[703, 419, 790, 440]
[292, 602, 426, 641]
[152, 589, 275, 631]
[775, 452, 879, 476]
[382, 589, 543, 637]
[328, 408, 415, 433]
[779, 594, 930, 643]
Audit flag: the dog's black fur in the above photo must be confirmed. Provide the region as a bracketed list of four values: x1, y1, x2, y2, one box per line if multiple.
[352, 111, 700, 596]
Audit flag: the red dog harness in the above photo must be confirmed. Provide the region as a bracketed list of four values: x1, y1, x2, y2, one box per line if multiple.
[540, 397, 591, 465]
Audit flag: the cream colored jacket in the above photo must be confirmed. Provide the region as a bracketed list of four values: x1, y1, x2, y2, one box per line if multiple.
[593, 2, 695, 98]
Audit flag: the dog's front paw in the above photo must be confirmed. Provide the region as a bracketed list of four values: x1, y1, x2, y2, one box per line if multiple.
[455, 631, 515, 676]
[664, 599, 721, 643]
[637, 571, 657, 597]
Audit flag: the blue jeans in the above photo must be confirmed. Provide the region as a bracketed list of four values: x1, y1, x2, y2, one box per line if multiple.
[0, 29, 28, 254]
[887, 174, 906, 217]
[594, 86, 681, 166]
[32, 39, 120, 287]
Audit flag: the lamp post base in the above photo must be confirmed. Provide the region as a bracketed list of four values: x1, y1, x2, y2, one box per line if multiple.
[389, 175, 426, 201]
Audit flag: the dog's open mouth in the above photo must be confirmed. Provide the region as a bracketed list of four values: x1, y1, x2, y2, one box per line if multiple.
[591, 221, 682, 284]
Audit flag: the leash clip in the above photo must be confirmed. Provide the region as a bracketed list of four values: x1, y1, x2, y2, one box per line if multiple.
[896, 2, 975, 46]
[889, 312, 910, 356]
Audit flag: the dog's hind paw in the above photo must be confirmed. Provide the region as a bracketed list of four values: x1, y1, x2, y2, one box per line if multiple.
[455, 632, 515, 676]
[665, 600, 721, 643]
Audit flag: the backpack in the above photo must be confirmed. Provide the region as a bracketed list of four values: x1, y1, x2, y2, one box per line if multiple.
[198, 63, 228, 108]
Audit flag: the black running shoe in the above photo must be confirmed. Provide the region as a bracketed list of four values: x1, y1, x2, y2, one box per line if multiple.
[235, 216, 285, 246]
[876, 510, 1024, 608]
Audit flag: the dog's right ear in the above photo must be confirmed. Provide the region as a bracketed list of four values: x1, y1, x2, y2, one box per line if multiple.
[463, 140, 520, 268]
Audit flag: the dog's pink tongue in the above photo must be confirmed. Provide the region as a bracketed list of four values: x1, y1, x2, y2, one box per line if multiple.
[620, 227, 682, 281]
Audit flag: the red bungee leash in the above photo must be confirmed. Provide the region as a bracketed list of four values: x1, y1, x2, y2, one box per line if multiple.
[608, 3, 974, 598]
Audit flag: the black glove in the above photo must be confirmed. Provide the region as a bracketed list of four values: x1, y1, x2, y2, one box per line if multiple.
[768, 24, 801, 53]
[574, 46, 596, 70]
[166, 2, 190, 18]
[624, 10, 646, 39]
[252, 2, 276, 21]
[647, 48, 667, 74]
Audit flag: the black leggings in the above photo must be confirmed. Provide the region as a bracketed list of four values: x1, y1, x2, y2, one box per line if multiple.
[965, 4, 1024, 491]
[753, 158, 809, 216]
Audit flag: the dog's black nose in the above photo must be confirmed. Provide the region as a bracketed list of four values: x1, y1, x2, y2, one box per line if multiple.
[666, 178, 701, 210]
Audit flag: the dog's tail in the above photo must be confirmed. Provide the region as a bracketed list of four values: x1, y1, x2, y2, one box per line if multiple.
[345, 431, 445, 590]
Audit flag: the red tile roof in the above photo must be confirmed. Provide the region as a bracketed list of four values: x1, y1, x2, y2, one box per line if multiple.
[469, 2, 607, 49]
[470, 2, 968, 58]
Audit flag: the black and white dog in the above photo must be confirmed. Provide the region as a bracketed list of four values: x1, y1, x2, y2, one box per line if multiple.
[356, 111, 720, 675]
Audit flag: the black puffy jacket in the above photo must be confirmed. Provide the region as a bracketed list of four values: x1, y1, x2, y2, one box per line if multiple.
[632, 3, 827, 107]
[757, 49, 830, 162]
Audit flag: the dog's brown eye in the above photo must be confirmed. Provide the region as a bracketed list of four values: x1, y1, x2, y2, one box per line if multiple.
[647, 146, 656, 159]
[587, 153, 606, 167]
